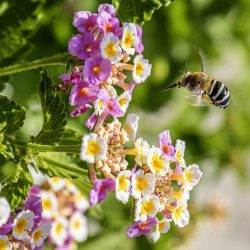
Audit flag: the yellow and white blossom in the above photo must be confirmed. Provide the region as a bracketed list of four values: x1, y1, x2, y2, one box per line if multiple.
[31, 222, 51, 249]
[131, 170, 155, 199]
[117, 90, 131, 113]
[69, 211, 88, 242]
[73, 191, 89, 212]
[124, 113, 139, 142]
[0, 235, 12, 250]
[147, 146, 170, 176]
[40, 190, 58, 219]
[121, 23, 139, 55]
[100, 32, 122, 63]
[135, 196, 160, 221]
[50, 216, 68, 246]
[81, 133, 107, 164]
[149, 218, 170, 242]
[0, 197, 10, 228]
[134, 137, 150, 166]
[175, 139, 186, 167]
[48, 177, 65, 192]
[116, 170, 132, 204]
[132, 55, 152, 84]
[172, 202, 190, 228]
[12, 211, 34, 240]
[183, 164, 202, 191]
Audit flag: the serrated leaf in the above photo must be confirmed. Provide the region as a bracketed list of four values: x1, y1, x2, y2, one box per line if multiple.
[1, 165, 33, 208]
[113, 0, 174, 25]
[0, 95, 25, 134]
[0, 0, 45, 61]
[0, 134, 20, 163]
[60, 127, 82, 145]
[33, 68, 67, 144]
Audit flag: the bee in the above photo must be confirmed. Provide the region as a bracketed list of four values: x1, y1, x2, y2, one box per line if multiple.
[165, 54, 230, 109]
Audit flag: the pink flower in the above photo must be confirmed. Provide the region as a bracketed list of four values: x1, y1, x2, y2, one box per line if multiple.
[84, 56, 112, 85]
[127, 217, 157, 238]
[159, 130, 175, 161]
[135, 25, 144, 53]
[73, 11, 98, 33]
[89, 178, 116, 207]
[70, 104, 92, 117]
[68, 33, 100, 60]
[98, 4, 116, 17]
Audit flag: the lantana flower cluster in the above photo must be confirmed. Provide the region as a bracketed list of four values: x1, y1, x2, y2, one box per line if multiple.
[0, 194, 50, 250]
[31, 177, 89, 249]
[59, 4, 151, 130]
[81, 114, 202, 242]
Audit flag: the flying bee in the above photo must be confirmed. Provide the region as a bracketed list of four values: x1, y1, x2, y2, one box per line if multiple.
[165, 53, 230, 109]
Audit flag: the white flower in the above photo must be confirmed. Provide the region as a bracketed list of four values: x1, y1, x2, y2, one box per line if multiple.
[65, 179, 78, 194]
[73, 191, 89, 212]
[28, 164, 48, 186]
[50, 216, 68, 246]
[0, 197, 10, 228]
[117, 90, 131, 113]
[183, 164, 202, 191]
[40, 190, 58, 219]
[12, 210, 34, 240]
[0, 235, 12, 250]
[131, 170, 155, 199]
[172, 202, 190, 228]
[133, 55, 151, 84]
[80, 133, 107, 164]
[48, 177, 65, 192]
[149, 218, 170, 242]
[116, 170, 132, 204]
[69, 212, 88, 242]
[121, 23, 139, 55]
[147, 146, 170, 176]
[175, 139, 186, 167]
[135, 196, 160, 221]
[124, 113, 139, 142]
[31, 222, 51, 249]
[134, 137, 150, 166]
[100, 32, 122, 63]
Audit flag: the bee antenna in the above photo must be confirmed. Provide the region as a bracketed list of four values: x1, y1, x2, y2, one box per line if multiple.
[162, 83, 178, 92]
[185, 62, 188, 73]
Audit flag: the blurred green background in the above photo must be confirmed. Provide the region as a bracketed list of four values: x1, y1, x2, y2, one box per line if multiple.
[1, 0, 250, 249]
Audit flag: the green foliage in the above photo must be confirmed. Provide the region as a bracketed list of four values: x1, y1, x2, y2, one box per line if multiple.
[113, 0, 173, 24]
[0, 0, 44, 62]
[32, 68, 67, 144]
[1, 165, 33, 208]
[0, 135, 20, 163]
[0, 95, 25, 134]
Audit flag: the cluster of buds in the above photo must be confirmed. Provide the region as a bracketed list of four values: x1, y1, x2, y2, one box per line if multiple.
[0, 194, 50, 250]
[30, 177, 89, 249]
[59, 4, 151, 130]
[81, 114, 202, 241]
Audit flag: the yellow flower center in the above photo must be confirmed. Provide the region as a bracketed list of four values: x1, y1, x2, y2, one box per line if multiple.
[185, 170, 191, 183]
[141, 200, 154, 215]
[105, 41, 117, 58]
[158, 221, 166, 232]
[124, 32, 133, 48]
[87, 140, 100, 156]
[136, 176, 148, 192]
[34, 229, 43, 242]
[55, 223, 63, 236]
[151, 155, 164, 173]
[176, 150, 182, 162]
[15, 217, 28, 234]
[135, 61, 143, 76]
[174, 204, 183, 220]
[118, 97, 127, 107]
[42, 198, 52, 211]
[0, 239, 8, 250]
[74, 220, 81, 230]
[117, 175, 128, 191]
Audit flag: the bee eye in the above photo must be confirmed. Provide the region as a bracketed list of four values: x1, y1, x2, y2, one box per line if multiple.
[186, 75, 192, 83]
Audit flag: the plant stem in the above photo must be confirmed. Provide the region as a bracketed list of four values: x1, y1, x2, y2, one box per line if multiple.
[14, 140, 80, 154]
[0, 52, 70, 77]
[42, 155, 88, 176]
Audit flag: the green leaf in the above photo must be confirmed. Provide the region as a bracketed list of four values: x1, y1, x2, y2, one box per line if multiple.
[0, 134, 20, 163]
[0, 0, 44, 61]
[1, 165, 33, 208]
[32, 68, 67, 144]
[0, 95, 25, 134]
[113, 0, 174, 24]
[60, 127, 82, 145]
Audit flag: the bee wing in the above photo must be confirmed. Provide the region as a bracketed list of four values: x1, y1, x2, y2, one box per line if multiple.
[198, 48, 210, 73]
[185, 92, 213, 107]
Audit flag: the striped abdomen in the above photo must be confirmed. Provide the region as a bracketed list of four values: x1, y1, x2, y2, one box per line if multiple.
[208, 80, 230, 109]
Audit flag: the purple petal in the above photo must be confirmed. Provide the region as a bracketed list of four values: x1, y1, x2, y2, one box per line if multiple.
[85, 112, 98, 130]
[135, 25, 144, 53]
[70, 104, 92, 117]
[25, 196, 43, 227]
[73, 11, 97, 33]
[0, 220, 12, 235]
[98, 4, 116, 17]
